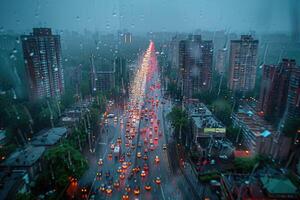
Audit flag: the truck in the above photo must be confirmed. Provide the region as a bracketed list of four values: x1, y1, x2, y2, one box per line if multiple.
[114, 146, 121, 159]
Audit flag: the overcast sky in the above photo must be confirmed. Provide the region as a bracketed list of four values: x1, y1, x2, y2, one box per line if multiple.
[0, 0, 299, 34]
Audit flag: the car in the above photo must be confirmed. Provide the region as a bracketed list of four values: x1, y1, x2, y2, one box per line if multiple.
[113, 180, 120, 188]
[154, 137, 159, 141]
[150, 144, 155, 151]
[210, 159, 216, 165]
[144, 183, 152, 191]
[144, 148, 148, 153]
[144, 138, 148, 144]
[138, 142, 142, 147]
[114, 116, 118, 122]
[105, 171, 110, 178]
[137, 152, 142, 158]
[143, 154, 148, 160]
[133, 186, 140, 195]
[122, 162, 128, 169]
[125, 185, 131, 192]
[99, 183, 106, 192]
[98, 158, 103, 165]
[119, 156, 125, 163]
[219, 155, 228, 159]
[163, 144, 167, 150]
[117, 137, 122, 144]
[149, 139, 153, 144]
[155, 177, 161, 184]
[154, 155, 160, 163]
[143, 163, 149, 171]
[122, 193, 129, 200]
[108, 153, 113, 159]
[96, 171, 102, 180]
[119, 173, 125, 180]
[126, 151, 131, 157]
[117, 167, 123, 173]
[107, 113, 115, 118]
[210, 180, 221, 187]
[106, 185, 113, 194]
[140, 170, 146, 177]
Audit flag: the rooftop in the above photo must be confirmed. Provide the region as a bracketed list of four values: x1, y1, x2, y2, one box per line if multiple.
[1, 145, 45, 167]
[0, 130, 6, 141]
[233, 105, 275, 137]
[260, 176, 299, 195]
[31, 127, 67, 146]
[0, 170, 27, 199]
[190, 103, 224, 129]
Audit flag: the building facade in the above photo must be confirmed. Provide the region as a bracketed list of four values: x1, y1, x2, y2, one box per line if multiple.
[179, 35, 213, 98]
[286, 66, 300, 120]
[90, 54, 115, 94]
[258, 59, 295, 123]
[215, 48, 227, 74]
[228, 35, 258, 92]
[21, 28, 64, 101]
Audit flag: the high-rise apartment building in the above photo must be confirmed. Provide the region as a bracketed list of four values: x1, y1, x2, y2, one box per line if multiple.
[258, 59, 295, 123]
[179, 35, 213, 98]
[286, 66, 300, 120]
[228, 35, 258, 92]
[21, 28, 64, 100]
[215, 48, 227, 74]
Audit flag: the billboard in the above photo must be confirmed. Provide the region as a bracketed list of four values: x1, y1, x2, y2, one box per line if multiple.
[203, 128, 226, 134]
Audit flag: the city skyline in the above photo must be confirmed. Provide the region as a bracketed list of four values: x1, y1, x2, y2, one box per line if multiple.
[0, 0, 299, 34]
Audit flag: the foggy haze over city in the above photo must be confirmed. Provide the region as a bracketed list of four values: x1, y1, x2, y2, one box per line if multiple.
[0, 0, 299, 33]
[1, 1, 300, 200]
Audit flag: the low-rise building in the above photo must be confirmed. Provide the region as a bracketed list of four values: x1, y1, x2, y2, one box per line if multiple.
[0, 170, 29, 200]
[31, 127, 68, 147]
[0, 146, 45, 179]
[0, 130, 8, 147]
[232, 105, 292, 161]
[260, 176, 299, 199]
[190, 103, 226, 142]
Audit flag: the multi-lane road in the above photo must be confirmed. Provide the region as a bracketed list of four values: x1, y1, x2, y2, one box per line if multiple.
[79, 41, 202, 200]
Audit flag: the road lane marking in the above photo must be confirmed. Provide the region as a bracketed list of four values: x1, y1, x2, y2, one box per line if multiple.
[160, 184, 166, 200]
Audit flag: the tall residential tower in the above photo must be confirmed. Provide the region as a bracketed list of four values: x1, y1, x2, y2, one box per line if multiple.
[179, 35, 213, 98]
[21, 28, 64, 101]
[228, 35, 258, 92]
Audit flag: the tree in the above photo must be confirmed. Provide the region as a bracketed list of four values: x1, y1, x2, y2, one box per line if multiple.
[15, 193, 35, 200]
[211, 99, 232, 126]
[44, 143, 88, 188]
[167, 107, 189, 143]
[226, 126, 240, 143]
[282, 118, 300, 138]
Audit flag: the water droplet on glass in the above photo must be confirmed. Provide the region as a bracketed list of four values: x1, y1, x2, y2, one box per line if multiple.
[13, 48, 18, 54]
[131, 24, 135, 28]
[76, 16, 80, 21]
[30, 52, 34, 56]
[16, 38, 20, 44]
[54, 67, 58, 71]
[0, 26, 4, 33]
[112, 12, 117, 17]
[64, 58, 68, 62]
[10, 53, 15, 59]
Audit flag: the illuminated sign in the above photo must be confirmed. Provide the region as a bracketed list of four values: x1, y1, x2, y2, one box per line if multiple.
[203, 128, 226, 134]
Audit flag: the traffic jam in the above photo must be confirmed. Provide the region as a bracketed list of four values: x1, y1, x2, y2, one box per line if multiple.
[85, 41, 167, 200]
